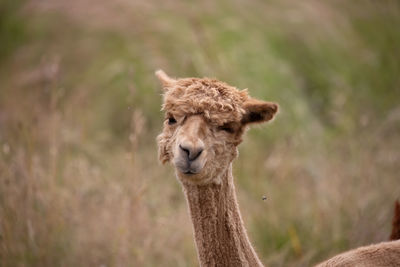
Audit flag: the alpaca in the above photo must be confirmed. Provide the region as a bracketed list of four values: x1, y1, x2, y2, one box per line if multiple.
[156, 70, 275, 266]
[155, 70, 400, 266]
[316, 241, 400, 266]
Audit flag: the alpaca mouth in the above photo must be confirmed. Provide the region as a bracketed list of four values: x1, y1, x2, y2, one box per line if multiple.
[174, 158, 205, 176]
[180, 166, 201, 175]
[183, 170, 196, 175]
[176, 165, 203, 176]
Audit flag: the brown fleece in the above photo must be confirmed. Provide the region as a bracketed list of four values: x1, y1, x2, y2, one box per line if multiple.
[156, 70, 276, 267]
[390, 200, 400, 241]
[183, 165, 263, 267]
[316, 240, 400, 267]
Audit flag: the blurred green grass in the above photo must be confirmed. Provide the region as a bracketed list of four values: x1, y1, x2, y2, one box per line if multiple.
[0, 0, 399, 266]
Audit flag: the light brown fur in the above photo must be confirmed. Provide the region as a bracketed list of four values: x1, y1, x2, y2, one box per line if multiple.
[155, 70, 400, 266]
[316, 240, 400, 267]
[156, 70, 277, 266]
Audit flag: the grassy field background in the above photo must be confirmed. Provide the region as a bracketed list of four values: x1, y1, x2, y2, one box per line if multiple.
[1, 0, 400, 266]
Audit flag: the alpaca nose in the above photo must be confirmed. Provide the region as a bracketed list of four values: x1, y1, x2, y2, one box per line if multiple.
[179, 143, 204, 161]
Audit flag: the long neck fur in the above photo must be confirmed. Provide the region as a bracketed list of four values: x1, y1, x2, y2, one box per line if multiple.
[182, 164, 263, 267]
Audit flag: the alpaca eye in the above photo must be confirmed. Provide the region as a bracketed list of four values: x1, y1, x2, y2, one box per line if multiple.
[168, 117, 177, 125]
[218, 125, 234, 134]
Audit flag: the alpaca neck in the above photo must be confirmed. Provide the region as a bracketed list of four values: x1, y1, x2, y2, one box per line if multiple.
[182, 164, 263, 267]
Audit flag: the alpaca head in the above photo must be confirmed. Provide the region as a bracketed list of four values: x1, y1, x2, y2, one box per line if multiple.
[156, 70, 278, 185]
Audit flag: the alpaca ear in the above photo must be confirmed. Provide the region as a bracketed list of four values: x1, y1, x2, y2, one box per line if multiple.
[241, 99, 278, 125]
[155, 69, 176, 91]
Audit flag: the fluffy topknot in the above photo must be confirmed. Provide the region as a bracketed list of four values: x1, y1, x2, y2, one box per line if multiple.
[162, 78, 250, 126]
